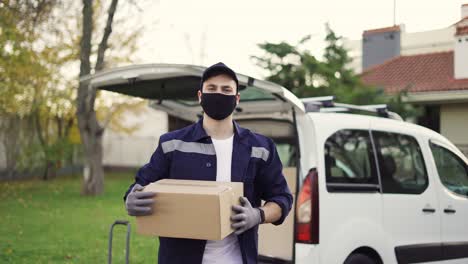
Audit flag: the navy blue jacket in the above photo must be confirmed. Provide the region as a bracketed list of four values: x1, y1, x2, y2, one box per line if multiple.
[123, 118, 293, 264]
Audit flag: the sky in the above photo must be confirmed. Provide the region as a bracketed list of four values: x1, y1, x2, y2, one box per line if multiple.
[132, 0, 466, 79]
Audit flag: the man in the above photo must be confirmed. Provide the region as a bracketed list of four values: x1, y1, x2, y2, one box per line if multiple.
[124, 62, 293, 264]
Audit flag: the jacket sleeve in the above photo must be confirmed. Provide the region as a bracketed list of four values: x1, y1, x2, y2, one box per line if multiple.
[257, 138, 294, 225]
[123, 135, 170, 202]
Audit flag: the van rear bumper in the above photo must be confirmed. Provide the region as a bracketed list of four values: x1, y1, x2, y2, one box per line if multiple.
[295, 243, 320, 264]
[258, 255, 292, 264]
[258, 244, 320, 264]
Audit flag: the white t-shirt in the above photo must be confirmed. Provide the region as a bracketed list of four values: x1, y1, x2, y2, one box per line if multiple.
[202, 134, 243, 264]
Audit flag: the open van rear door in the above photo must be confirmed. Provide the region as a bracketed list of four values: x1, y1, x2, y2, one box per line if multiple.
[79, 63, 304, 122]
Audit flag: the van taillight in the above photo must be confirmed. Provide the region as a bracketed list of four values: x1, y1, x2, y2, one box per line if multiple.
[295, 168, 319, 244]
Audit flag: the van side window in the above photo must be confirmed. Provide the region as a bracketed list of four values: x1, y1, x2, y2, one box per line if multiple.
[373, 132, 428, 194]
[325, 130, 378, 185]
[430, 143, 468, 197]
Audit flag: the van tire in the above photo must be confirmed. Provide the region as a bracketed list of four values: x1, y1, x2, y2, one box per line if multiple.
[344, 253, 376, 264]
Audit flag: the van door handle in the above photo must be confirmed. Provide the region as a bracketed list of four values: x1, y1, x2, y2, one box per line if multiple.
[444, 208, 456, 214]
[422, 207, 436, 213]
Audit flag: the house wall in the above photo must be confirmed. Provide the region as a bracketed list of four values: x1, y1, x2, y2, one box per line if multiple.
[0, 105, 168, 173]
[440, 103, 468, 157]
[454, 29, 468, 79]
[102, 105, 168, 168]
[401, 27, 454, 56]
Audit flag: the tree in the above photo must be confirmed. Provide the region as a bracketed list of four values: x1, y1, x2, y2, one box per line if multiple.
[321, 24, 386, 105]
[76, 0, 144, 195]
[76, 0, 117, 195]
[252, 24, 419, 118]
[1, 1, 92, 180]
[0, 0, 60, 178]
[1, 0, 144, 181]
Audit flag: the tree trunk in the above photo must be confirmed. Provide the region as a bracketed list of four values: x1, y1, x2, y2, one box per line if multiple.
[77, 0, 101, 195]
[42, 160, 57, 181]
[33, 110, 51, 181]
[77, 0, 118, 195]
[81, 130, 104, 195]
[2, 115, 22, 179]
[77, 81, 105, 195]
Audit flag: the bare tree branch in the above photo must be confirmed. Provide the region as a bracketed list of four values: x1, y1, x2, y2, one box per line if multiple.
[95, 0, 118, 72]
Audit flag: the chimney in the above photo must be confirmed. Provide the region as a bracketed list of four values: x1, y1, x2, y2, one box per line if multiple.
[362, 25, 401, 71]
[454, 4, 468, 79]
[462, 3, 468, 18]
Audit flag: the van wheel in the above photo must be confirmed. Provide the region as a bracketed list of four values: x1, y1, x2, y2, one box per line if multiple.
[344, 253, 376, 264]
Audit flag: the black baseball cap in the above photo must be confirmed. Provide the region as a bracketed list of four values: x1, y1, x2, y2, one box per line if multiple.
[200, 62, 239, 93]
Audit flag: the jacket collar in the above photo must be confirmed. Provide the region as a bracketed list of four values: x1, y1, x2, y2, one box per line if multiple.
[192, 116, 248, 143]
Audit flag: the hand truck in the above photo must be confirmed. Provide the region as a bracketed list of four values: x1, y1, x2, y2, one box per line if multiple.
[108, 220, 131, 264]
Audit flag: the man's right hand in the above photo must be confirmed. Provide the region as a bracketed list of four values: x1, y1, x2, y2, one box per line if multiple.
[125, 184, 156, 216]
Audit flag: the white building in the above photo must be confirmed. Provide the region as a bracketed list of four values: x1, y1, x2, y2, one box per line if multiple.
[102, 106, 168, 168]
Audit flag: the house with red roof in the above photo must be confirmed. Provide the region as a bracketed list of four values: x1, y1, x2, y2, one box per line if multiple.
[357, 4, 468, 157]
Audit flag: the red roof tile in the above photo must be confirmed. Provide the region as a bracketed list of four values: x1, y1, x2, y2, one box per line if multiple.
[363, 25, 401, 36]
[360, 51, 468, 93]
[457, 26, 468, 35]
[455, 17, 468, 35]
[455, 17, 468, 26]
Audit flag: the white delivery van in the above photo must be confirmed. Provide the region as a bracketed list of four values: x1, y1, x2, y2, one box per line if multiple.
[81, 64, 468, 264]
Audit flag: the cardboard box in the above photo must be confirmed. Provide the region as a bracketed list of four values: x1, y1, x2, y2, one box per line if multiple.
[136, 179, 243, 240]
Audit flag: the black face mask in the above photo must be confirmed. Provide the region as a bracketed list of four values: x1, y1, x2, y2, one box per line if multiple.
[200, 92, 237, 120]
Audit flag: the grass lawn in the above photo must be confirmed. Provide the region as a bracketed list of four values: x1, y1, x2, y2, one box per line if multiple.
[0, 172, 159, 263]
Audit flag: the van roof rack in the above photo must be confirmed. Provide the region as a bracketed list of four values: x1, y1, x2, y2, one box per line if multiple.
[302, 96, 403, 120]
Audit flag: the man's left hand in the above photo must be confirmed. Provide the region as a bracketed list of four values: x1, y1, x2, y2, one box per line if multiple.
[231, 197, 262, 235]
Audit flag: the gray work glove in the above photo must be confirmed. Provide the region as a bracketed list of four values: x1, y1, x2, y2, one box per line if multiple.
[231, 197, 262, 235]
[125, 184, 156, 216]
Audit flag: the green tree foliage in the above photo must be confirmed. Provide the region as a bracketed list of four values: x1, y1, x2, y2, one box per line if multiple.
[0, 0, 63, 178]
[252, 24, 419, 119]
[0, 0, 53, 116]
[0, 0, 145, 180]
